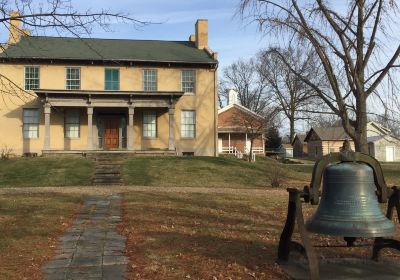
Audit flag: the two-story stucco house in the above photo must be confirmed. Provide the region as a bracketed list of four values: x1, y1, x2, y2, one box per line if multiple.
[0, 16, 218, 156]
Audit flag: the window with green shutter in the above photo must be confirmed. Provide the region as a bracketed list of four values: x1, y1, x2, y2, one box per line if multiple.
[105, 68, 120, 90]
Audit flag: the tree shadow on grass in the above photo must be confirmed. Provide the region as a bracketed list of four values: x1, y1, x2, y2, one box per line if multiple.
[131, 230, 284, 279]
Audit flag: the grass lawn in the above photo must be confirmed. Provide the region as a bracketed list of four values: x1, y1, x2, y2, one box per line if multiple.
[0, 192, 83, 280]
[0, 155, 398, 189]
[0, 156, 94, 187]
[123, 156, 311, 188]
[379, 163, 400, 185]
[122, 155, 400, 188]
[121, 190, 400, 280]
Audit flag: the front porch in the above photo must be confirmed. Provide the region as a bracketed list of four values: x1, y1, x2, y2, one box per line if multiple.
[218, 130, 265, 155]
[35, 89, 183, 154]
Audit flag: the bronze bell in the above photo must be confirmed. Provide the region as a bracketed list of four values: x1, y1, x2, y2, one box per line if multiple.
[306, 162, 396, 237]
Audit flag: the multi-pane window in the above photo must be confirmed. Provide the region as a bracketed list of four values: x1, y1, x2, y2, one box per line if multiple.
[64, 109, 80, 138]
[143, 69, 157, 91]
[181, 70, 195, 93]
[143, 111, 157, 138]
[181, 110, 196, 138]
[105, 68, 120, 90]
[66, 67, 81, 90]
[24, 66, 40, 90]
[23, 108, 39, 138]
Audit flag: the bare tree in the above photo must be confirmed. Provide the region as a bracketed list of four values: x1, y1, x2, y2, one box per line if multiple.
[239, 0, 400, 153]
[258, 46, 321, 142]
[220, 58, 270, 114]
[307, 113, 342, 130]
[0, 0, 149, 98]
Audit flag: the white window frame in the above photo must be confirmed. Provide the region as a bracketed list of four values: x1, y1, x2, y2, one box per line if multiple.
[143, 69, 158, 92]
[65, 67, 81, 90]
[64, 109, 80, 138]
[181, 110, 196, 139]
[142, 111, 157, 138]
[23, 108, 39, 139]
[24, 66, 40, 90]
[181, 69, 196, 94]
[104, 68, 120, 91]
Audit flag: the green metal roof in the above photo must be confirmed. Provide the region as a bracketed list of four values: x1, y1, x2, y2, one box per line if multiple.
[0, 36, 217, 65]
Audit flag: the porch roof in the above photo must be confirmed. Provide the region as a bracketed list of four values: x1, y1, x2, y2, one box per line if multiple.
[218, 127, 262, 134]
[34, 89, 184, 108]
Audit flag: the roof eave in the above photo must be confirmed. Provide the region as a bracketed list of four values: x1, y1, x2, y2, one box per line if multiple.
[34, 89, 185, 98]
[0, 56, 218, 66]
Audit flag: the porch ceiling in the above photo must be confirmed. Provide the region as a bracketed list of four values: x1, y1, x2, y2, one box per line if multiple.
[34, 89, 184, 108]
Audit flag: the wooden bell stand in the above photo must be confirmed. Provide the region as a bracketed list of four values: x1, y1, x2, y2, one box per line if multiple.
[276, 143, 400, 280]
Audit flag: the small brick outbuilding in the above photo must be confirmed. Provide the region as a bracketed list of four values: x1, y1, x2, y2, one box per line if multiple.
[218, 90, 265, 155]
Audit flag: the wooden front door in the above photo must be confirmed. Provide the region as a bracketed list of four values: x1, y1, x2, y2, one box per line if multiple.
[104, 117, 119, 149]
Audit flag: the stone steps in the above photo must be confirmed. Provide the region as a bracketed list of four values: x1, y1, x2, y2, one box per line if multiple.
[92, 155, 126, 186]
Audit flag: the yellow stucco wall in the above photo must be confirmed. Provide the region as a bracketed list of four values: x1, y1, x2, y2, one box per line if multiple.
[0, 64, 217, 156]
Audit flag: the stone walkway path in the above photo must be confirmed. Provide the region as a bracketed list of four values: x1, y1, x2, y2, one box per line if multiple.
[42, 195, 128, 280]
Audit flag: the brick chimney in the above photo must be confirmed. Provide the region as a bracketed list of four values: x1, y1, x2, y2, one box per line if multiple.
[8, 11, 30, 44]
[195, 19, 208, 49]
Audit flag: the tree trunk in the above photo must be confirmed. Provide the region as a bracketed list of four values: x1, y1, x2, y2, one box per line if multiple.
[248, 138, 254, 162]
[354, 93, 368, 153]
[289, 116, 295, 143]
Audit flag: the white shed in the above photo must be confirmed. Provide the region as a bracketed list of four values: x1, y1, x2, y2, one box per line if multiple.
[368, 135, 400, 162]
[279, 144, 293, 158]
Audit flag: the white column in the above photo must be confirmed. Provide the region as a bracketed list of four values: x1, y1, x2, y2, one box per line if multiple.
[168, 108, 175, 151]
[43, 104, 51, 150]
[127, 107, 134, 150]
[228, 133, 231, 150]
[87, 107, 93, 150]
[245, 133, 248, 153]
[263, 137, 265, 154]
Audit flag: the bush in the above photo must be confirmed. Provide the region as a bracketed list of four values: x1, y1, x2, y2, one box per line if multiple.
[268, 165, 285, 188]
[1, 146, 13, 160]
